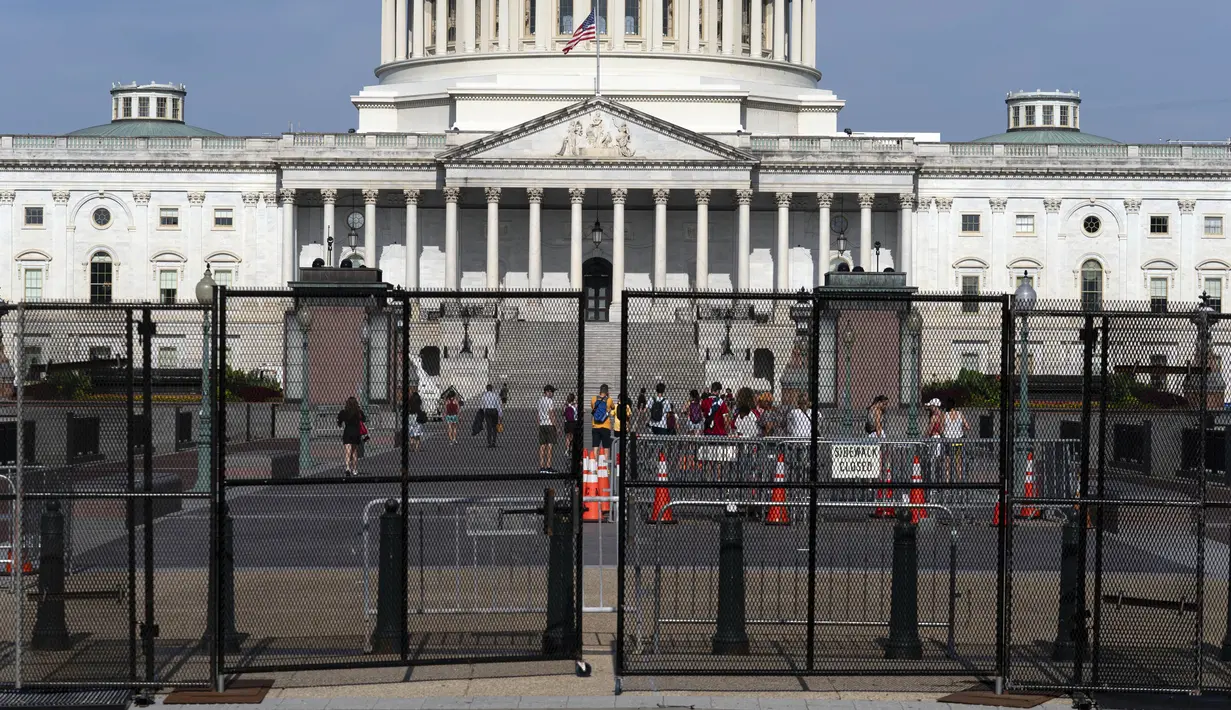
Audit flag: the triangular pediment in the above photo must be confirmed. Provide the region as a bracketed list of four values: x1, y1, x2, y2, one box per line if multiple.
[439, 97, 756, 164]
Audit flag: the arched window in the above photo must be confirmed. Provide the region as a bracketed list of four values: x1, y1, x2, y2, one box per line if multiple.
[1080, 260, 1102, 311]
[90, 253, 113, 304]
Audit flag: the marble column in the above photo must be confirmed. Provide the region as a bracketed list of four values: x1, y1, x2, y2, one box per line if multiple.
[788, 0, 801, 63]
[934, 197, 952, 288]
[460, 0, 476, 52]
[816, 191, 832, 286]
[396, 0, 410, 58]
[444, 186, 460, 290]
[695, 189, 710, 291]
[653, 189, 670, 289]
[480, 0, 492, 51]
[527, 188, 543, 290]
[569, 188, 585, 289]
[363, 189, 379, 269]
[775, 192, 791, 291]
[801, 0, 814, 66]
[242, 192, 259, 281]
[688, 0, 701, 52]
[857, 192, 874, 271]
[321, 189, 338, 264]
[899, 193, 915, 283]
[989, 198, 1007, 291]
[749, 0, 762, 57]
[0, 192, 14, 300]
[382, 0, 396, 62]
[413, 0, 427, 56]
[404, 189, 420, 290]
[612, 0, 626, 49]
[280, 189, 296, 282]
[499, 0, 511, 50]
[915, 197, 932, 286]
[1122, 199, 1140, 302]
[485, 187, 501, 288]
[611, 188, 627, 312]
[133, 191, 151, 299]
[1179, 199, 1196, 300]
[52, 190, 69, 299]
[736, 189, 752, 292]
[772, 0, 785, 61]
[1044, 198, 1062, 299]
[722, 0, 736, 54]
[436, 0, 448, 53]
[705, 0, 719, 52]
[535, 0, 550, 49]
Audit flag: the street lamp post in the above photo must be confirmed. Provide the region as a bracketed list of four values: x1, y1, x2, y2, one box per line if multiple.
[191, 266, 215, 494]
[297, 305, 313, 472]
[905, 308, 923, 438]
[843, 329, 854, 428]
[1013, 272, 1037, 498]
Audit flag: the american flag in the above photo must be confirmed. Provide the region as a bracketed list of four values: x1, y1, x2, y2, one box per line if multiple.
[562, 10, 596, 54]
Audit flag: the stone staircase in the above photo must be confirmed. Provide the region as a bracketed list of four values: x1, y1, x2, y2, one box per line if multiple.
[583, 321, 622, 398]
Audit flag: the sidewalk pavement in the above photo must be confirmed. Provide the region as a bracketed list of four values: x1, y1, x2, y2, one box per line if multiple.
[149, 697, 1065, 710]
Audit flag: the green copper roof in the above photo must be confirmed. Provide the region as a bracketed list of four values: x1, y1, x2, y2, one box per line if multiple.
[971, 129, 1120, 145]
[68, 120, 222, 138]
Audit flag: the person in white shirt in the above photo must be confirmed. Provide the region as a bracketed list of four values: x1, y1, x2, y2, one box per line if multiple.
[480, 384, 503, 448]
[788, 397, 813, 439]
[538, 385, 559, 471]
[647, 382, 673, 434]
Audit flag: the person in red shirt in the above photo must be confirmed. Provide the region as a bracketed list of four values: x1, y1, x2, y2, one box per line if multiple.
[703, 382, 732, 436]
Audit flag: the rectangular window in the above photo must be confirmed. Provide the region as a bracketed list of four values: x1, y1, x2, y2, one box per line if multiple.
[89, 346, 112, 361]
[626, 0, 640, 34]
[558, 0, 573, 33]
[213, 208, 234, 229]
[138, 97, 150, 118]
[961, 274, 980, 313]
[113, 98, 119, 120]
[156, 97, 167, 118]
[24, 269, 43, 302]
[961, 214, 981, 233]
[1059, 105, 1069, 127]
[1149, 276, 1168, 312]
[1012, 106, 1020, 128]
[159, 207, 179, 227]
[960, 352, 980, 373]
[1025, 105, 1036, 126]
[1149, 215, 1169, 235]
[1205, 277, 1223, 312]
[1015, 214, 1035, 235]
[1042, 105, 1054, 126]
[159, 270, 178, 303]
[1204, 215, 1223, 236]
[171, 98, 180, 120]
[1016, 273, 1034, 288]
[157, 347, 178, 369]
[213, 269, 233, 289]
[122, 97, 132, 118]
[1149, 354, 1167, 390]
[24, 206, 44, 226]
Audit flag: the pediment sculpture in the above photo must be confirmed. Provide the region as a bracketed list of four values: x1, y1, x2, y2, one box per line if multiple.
[557, 113, 635, 158]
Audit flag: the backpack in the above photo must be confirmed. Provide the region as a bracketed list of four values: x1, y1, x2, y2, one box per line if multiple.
[688, 401, 704, 425]
[593, 397, 609, 424]
[702, 397, 718, 430]
[650, 397, 665, 423]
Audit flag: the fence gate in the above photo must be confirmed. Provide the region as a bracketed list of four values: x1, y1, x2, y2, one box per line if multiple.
[216, 288, 585, 676]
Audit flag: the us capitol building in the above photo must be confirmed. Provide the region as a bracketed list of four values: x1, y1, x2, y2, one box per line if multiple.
[2, 1, 1228, 327]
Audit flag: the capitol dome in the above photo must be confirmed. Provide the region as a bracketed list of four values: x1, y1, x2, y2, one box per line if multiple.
[971, 90, 1119, 144]
[69, 82, 222, 138]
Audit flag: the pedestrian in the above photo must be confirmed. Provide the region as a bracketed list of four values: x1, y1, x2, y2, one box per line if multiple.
[613, 392, 634, 457]
[925, 397, 944, 472]
[443, 391, 461, 446]
[590, 384, 615, 454]
[735, 403, 760, 438]
[406, 384, 424, 452]
[647, 383, 673, 435]
[336, 396, 365, 476]
[865, 395, 889, 439]
[563, 393, 578, 457]
[754, 393, 775, 436]
[499, 382, 509, 407]
[480, 383, 503, 448]
[943, 398, 970, 482]
[788, 396, 813, 439]
[538, 385, 559, 472]
[685, 389, 704, 435]
[703, 382, 732, 436]
[636, 387, 648, 426]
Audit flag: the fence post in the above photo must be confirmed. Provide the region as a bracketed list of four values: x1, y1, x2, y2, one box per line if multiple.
[1141, 420, 1152, 478]
[207, 500, 243, 654]
[543, 496, 576, 655]
[370, 498, 406, 654]
[884, 508, 922, 659]
[30, 500, 71, 651]
[712, 504, 749, 655]
[270, 403, 277, 440]
[1053, 509, 1083, 661]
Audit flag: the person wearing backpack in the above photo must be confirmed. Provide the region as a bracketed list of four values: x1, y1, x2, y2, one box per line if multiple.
[562, 393, 578, 459]
[685, 389, 704, 435]
[648, 382, 672, 435]
[702, 382, 731, 437]
[591, 384, 615, 452]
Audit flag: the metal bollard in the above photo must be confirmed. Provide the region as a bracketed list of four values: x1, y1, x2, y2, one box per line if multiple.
[712, 504, 749, 655]
[542, 497, 576, 655]
[31, 500, 71, 651]
[884, 508, 922, 659]
[208, 501, 243, 654]
[1053, 508, 1084, 662]
[370, 499, 406, 654]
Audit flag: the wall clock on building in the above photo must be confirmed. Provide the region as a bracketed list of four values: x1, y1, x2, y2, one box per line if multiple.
[92, 207, 112, 229]
[347, 211, 365, 230]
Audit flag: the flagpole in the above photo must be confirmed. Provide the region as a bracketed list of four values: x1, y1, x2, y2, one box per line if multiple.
[595, 0, 602, 96]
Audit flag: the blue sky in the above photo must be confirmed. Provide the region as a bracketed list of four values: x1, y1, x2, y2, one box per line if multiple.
[2, 0, 1227, 141]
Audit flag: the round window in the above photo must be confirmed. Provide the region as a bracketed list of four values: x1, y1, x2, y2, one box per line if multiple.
[1082, 215, 1102, 236]
[92, 207, 112, 228]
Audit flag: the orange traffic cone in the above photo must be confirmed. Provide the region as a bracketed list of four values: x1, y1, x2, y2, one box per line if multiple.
[874, 465, 895, 518]
[649, 452, 675, 524]
[765, 453, 790, 525]
[598, 449, 612, 516]
[991, 501, 1001, 527]
[1017, 452, 1039, 519]
[909, 456, 928, 524]
[582, 449, 601, 522]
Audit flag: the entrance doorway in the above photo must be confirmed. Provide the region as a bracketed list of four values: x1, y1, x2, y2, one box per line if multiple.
[583, 258, 613, 322]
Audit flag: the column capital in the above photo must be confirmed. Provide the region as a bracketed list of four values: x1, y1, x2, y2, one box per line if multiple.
[1045, 197, 1063, 213]
[279, 188, 296, 205]
[443, 186, 461, 203]
[610, 188, 628, 204]
[52, 190, 70, 205]
[485, 187, 502, 203]
[1178, 199, 1197, 213]
[320, 188, 338, 204]
[242, 192, 261, 206]
[403, 189, 421, 205]
[694, 189, 711, 205]
[934, 197, 953, 212]
[527, 187, 544, 203]
[0, 190, 13, 205]
[132, 190, 151, 205]
[816, 192, 833, 209]
[569, 188, 587, 204]
[736, 189, 754, 205]
[775, 192, 793, 208]
[898, 193, 916, 211]
[989, 197, 1007, 213]
[363, 189, 381, 205]
[916, 196, 932, 211]
[262, 192, 278, 207]
[188, 192, 206, 205]
[652, 188, 670, 205]
[857, 192, 875, 209]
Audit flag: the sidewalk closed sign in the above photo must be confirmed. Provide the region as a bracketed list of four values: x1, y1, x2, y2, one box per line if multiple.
[831, 444, 880, 479]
